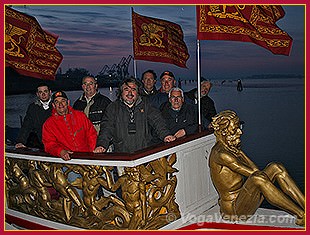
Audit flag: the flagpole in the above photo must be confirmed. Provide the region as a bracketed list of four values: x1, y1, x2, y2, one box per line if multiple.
[197, 39, 202, 131]
[131, 7, 137, 79]
[133, 59, 137, 78]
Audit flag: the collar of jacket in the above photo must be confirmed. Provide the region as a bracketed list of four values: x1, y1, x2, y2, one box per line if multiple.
[142, 87, 157, 95]
[34, 99, 52, 107]
[79, 92, 99, 102]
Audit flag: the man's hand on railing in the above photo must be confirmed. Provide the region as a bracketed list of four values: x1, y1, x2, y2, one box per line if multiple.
[174, 129, 186, 139]
[164, 135, 176, 143]
[93, 146, 106, 153]
[15, 143, 27, 149]
[60, 149, 73, 161]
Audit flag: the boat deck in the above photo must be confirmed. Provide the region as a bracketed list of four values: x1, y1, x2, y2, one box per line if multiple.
[6, 205, 303, 231]
[176, 204, 303, 230]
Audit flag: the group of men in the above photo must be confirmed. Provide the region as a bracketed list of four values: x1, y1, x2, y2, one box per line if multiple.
[13, 71, 306, 226]
[14, 70, 217, 160]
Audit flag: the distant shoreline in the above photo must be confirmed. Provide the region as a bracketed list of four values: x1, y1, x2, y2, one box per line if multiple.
[5, 66, 304, 96]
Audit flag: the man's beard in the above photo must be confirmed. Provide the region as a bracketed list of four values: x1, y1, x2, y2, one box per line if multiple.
[227, 136, 241, 149]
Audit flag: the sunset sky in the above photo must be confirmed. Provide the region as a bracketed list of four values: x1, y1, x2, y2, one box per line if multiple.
[10, 5, 305, 80]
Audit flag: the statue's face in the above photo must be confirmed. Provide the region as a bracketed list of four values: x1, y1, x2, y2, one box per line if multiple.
[225, 118, 242, 149]
[125, 167, 140, 181]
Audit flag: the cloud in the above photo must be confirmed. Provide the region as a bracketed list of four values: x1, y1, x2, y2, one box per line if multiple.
[12, 5, 305, 79]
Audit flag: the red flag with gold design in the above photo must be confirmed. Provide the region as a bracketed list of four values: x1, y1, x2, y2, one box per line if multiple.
[196, 5, 292, 55]
[5, 6, 63, 80]
[132, 10, 189, 68]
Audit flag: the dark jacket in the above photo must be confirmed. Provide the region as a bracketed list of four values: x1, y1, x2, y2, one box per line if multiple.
[73, 92, 111, 131]
[16, 100, 52, 148]
[186, 88, 217, 125]
[97, 97, 171, 153]
[149, 92, 169, 109]
[140, 87, 158, 97]
[161, 102, 198, 135]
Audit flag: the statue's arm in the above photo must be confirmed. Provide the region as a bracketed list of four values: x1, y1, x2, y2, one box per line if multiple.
[102, 167, 124, 192]
[239, 151, 259, 172]
[139, 182, 147, 224]
[217, 152, 259, 177]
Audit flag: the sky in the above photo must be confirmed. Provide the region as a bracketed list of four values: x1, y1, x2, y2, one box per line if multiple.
[9, 5, 305, 80]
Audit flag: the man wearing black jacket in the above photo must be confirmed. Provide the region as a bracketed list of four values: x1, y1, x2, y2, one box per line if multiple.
[94, 77, 176, 153]
[73, 76, 111, 133]
[140, 69, 158, 97]
[15, 83, 52, 149]
[161, 87, 198, 139]
[186, 79, 216, 129]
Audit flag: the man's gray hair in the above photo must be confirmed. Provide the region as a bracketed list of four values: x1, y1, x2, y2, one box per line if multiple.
[168, 87, 184, 98]
[82, 75, 97, 83]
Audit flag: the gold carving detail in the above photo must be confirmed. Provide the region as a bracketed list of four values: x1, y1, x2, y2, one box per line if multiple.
[5, 154, 180, 229]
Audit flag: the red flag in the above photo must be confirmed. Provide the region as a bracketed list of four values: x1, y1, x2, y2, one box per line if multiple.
[196, 5, 293, 55]
[5, 6, 63, 80]
[132, 10, 189, 68]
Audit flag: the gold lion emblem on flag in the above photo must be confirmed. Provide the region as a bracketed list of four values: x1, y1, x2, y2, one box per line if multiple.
[139, 23, 165, 48]
[5, 23, 27, 58]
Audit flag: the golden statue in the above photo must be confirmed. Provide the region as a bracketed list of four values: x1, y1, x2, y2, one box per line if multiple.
[209, 110, 305, 226]
[103, 166, 147, 229]
[6, 159, 35, 211]
[39, 162, 87, 222]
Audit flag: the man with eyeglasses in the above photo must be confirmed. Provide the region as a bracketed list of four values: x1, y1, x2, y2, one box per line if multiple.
[42, 91, 97, 160]
[161, 87, 198, 139]
[140, 69, 158, 97]
[73, 76, 111, 134]
[15, 83, 53, 149]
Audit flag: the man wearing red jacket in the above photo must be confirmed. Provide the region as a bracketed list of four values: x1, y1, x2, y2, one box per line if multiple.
[42, 91, 97, 160]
